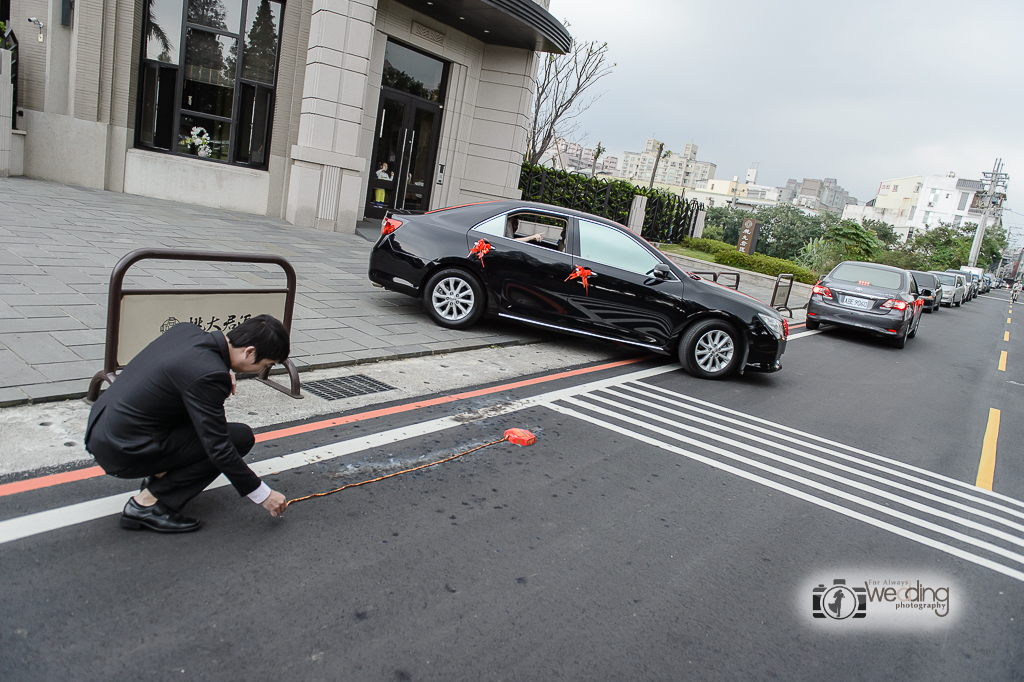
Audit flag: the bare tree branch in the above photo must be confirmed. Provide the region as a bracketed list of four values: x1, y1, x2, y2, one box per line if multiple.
[527, 31, 614, 166]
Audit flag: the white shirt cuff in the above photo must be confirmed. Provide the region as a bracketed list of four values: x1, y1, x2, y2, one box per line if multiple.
[247, 481, 272, 504]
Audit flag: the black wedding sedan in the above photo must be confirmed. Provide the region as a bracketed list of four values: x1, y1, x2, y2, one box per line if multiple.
[368, 201, 789, 379]
[805, 261, 924, 348]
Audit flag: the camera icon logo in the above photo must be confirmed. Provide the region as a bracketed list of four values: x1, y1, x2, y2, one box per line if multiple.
[813, 579, 867, 619]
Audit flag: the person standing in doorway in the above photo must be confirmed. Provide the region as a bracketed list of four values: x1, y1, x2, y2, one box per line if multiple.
[85, 315, 290, 533]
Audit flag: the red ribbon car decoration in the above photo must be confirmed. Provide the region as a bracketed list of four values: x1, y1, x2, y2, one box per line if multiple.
[469, 239, 493, 267]
[565, 265, 595, 294]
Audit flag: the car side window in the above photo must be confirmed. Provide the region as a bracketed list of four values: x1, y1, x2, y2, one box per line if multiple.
[474, 215, 506, 238]
[504, 212, 568, 252]
[909, 276, 918, 295]
[577, 219, 660, 276]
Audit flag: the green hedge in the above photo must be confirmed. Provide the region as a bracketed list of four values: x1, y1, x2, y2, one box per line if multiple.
[680, 236, 736, 256]
[712, 250, 817, 284]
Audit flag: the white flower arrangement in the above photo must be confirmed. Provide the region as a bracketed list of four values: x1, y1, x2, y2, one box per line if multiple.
[190, 126, 212, 158]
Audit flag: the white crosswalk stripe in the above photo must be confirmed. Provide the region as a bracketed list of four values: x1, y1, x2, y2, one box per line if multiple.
[548, 380, 1024, 584]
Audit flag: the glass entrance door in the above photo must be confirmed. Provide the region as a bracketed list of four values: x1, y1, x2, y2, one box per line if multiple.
[365, 39, 447, 221]
[365, 90, 442, 220]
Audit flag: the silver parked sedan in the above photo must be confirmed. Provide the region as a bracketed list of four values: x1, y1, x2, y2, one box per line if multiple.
[931, 271, 966, 307]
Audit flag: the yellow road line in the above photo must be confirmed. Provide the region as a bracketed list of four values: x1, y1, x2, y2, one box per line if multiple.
[976, 408, 1000, 490]
[1008, 317, 1013, 324]
[1005, 331, 1010, 342]
[998, 351, 1008, 371]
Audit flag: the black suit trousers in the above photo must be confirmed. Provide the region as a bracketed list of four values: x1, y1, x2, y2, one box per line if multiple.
[92, 422, 256, 512]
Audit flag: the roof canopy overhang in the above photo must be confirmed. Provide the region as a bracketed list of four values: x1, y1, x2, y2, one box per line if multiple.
[394, 0, 572, 54]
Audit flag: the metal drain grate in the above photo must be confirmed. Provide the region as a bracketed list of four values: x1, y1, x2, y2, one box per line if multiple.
[302, 374, 396, 401]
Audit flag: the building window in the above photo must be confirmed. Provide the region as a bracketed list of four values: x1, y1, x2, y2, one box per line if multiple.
[135, 0, 284, 168]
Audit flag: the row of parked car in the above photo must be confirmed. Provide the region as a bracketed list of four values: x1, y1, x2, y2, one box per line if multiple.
[805, 262, 997, 349]
[912, 267, 991, 310]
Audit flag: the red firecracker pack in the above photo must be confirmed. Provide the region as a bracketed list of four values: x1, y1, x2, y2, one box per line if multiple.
[504, 428, 536, 446]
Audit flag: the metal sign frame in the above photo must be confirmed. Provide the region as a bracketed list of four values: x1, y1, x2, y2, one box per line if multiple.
[86, 248, 301, 402]
[770, 273, 796, 317]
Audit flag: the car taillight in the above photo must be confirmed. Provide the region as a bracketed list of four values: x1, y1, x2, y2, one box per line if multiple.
[381, 217, 403, 235]
[782, 318, 789, 339]
[880, 298, 908, 311]
[812, 284, 833, 299]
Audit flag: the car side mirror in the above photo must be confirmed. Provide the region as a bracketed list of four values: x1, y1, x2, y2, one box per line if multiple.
[653, 263, 672, 280]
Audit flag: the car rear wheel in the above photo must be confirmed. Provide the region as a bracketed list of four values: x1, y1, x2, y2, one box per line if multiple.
[679, 319, 742, 380]
[804, 318, 820, 330]
[890, 325, 908, 349]
[423, 268, 485, 329]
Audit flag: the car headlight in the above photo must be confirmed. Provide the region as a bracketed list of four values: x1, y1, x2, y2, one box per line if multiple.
[758, 313, 786, 340]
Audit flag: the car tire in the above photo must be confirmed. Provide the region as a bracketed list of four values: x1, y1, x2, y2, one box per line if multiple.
[804, 318, 820, 330]
[679, 319, 742, 380]
[423, 268, 485, 330]
[890, 325, 908, 349]
[908, 319, 918, 338]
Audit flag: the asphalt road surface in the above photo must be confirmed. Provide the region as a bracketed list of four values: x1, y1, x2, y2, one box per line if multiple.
[2, 292, 1022, 680]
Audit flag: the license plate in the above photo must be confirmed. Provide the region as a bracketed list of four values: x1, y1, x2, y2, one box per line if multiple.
[842, 296, 872, 309]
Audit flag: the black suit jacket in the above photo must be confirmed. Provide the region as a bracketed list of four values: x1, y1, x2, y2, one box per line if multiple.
[86, 323, 261, 497]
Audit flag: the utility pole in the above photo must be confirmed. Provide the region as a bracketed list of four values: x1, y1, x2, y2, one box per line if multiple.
[648, 142, 665, 189]
[968, 158, 1009, 268]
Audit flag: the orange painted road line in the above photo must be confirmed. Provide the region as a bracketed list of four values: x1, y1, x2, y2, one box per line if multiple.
[1008, 318, 1012, 324]
[1005, 331, 1010, 342]
[999, 351, 1008, 371]
[0, 356, 652, 499]
[254, 356, 651, 442]
[0, 466, 106, 498]
[976, 408, 1001, 491]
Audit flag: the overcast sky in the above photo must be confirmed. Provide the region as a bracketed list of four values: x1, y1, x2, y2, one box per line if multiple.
[548, 0, 1024, 237]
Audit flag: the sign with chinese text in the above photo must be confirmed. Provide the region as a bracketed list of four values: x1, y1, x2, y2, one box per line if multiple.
[117, 291, 288, 366]
[737, 218, 761, 254]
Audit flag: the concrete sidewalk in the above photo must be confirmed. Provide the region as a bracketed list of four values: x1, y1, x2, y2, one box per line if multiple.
[0, 177, 546, 406]
[0, 176, 802, 407]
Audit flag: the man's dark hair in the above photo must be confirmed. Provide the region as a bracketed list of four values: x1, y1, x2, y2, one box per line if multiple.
[226, 314, 290, 362]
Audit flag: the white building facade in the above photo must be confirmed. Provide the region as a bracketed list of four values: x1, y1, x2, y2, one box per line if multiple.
[619, 138, 715, 189]
[5, 0, 570, 231]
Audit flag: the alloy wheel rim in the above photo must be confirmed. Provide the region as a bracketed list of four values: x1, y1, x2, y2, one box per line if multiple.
[432, 277, 475, 321]
[694, 329, 735, 373]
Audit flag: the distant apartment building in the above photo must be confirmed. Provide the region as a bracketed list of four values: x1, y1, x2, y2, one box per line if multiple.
[909, 174, 998, 232]
[543, 139, 616, 175]
[842, 175, 922, 241]
[688, 176, 779, 211]
[846, 173, 1000, 241]
[790, 178, 856, 214]
[619, 138, 715, 188]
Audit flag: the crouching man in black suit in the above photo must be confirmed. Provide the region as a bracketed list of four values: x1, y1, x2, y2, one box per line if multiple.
[85, 314, 290, 533]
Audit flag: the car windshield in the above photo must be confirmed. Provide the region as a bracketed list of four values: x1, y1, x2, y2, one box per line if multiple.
[934, 273, 956, 285]
[911, 273, 934, 288]
[830, 263, 902, 289]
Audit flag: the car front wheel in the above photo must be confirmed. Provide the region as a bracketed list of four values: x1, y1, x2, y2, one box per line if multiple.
[423, 268, 485, 329]
[679, 319, 742, 380]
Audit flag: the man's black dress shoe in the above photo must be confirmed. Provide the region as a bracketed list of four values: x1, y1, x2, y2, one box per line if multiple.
[120, 498, 201, 533]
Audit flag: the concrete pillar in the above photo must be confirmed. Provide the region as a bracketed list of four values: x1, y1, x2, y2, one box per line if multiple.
[286, 0, 377, 232]
[627, 195, 647, 234]
[0, 50, 11, 177]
